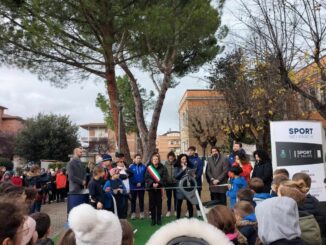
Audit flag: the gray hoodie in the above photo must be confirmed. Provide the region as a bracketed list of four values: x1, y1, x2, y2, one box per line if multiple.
[256, 196, 301, 244]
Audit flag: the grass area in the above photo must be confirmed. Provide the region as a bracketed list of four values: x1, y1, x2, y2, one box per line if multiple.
[52, 217, 177, 245]
[129, 216, 176, 245]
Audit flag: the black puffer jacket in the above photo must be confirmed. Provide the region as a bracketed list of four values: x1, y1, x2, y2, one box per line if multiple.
[299, 194, 326, 236]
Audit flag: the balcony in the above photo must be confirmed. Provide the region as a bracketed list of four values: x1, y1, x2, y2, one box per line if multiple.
[80, 136, 109, 143]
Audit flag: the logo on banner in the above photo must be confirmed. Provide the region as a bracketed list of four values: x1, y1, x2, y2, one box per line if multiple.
[289, 128, 314, 139]
[275, 142, 323, 166]
[280, 150, 287, 159]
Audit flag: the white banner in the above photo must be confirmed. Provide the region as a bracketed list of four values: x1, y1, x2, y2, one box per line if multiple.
[270, 121, 326, 201]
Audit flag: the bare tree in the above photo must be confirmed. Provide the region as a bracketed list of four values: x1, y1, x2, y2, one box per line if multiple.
[235, 0, 326, 118]
[208, 48, 303, 150]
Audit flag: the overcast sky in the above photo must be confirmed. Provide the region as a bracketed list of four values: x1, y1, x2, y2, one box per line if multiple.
[0, 1, 240, 137]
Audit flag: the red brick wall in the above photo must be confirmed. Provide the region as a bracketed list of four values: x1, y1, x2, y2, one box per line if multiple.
[0, 119, 24, 135]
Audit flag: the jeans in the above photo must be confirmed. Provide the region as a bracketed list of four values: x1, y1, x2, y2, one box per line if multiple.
[32, 201, 42, 213]
[56, 188, 66, 202]
[176, 199, 193, 219]
[165, 184, 177, 212]
[131, 190, 145, 213]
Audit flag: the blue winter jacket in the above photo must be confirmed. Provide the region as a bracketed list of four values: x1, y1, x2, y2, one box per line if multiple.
[238, 213, 258, 245]
[227, 176, 247, 208]
[188, 155, 203, 188]
[102, 179, 127, 209]
[129, 163, 146, 190]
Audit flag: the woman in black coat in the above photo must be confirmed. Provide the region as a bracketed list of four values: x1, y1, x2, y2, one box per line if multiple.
[174, 154, 194, 219]
[145, 154, 168, 226]
[251, 150, 273, 193]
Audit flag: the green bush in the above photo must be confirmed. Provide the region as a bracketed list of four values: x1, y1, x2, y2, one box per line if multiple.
[48, 162, 67, 170]
[0, 157, 14, 171]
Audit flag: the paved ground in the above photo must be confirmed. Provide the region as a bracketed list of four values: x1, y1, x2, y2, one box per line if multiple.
[41, 201, 67, 239]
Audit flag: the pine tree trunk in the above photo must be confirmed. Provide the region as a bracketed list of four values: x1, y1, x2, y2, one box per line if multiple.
[105, 69, 131, 163]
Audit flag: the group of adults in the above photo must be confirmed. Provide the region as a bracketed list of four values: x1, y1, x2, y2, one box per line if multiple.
[207, 143, 273, 205]
[66, 142, 273, 224]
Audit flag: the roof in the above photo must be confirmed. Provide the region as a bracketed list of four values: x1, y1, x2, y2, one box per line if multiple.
[161, 130, 180, 136]
[0, 106, 8, 110]
[178, 89, 224, 112]
[2, 114, 24, 122]
[295, 55, 326, 74]
[80, 123, 107, 130]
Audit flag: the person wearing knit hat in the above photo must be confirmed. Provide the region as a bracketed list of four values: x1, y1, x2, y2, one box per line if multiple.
[146, 218, 233, 245]
[256, 196, 305, 244]
[102, 154, 113, 180]
[68, 204, 122, 245]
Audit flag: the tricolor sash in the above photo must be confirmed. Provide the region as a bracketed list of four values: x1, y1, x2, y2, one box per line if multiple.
[147, 165, 161, 183]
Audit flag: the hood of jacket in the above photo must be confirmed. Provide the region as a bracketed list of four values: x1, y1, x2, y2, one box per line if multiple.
[244, 213, 256, 222]
[254, 193, 272, 200]
[299, 213, 322, 245]
[256, 196, 301, 244]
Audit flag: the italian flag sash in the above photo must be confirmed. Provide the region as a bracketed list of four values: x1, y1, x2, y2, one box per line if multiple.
[147, 165, 161, 183]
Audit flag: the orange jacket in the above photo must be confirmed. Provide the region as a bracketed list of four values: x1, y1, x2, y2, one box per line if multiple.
[56, 173, 67, 189]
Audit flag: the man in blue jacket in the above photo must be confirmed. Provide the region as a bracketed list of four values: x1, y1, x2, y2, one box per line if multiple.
[187, 146, 204, 217]
[129, 154, 146, 219]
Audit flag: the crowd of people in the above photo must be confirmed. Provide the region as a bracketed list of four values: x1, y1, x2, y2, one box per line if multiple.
[1, 142, 326, 244]
[0, 164, 68, 213]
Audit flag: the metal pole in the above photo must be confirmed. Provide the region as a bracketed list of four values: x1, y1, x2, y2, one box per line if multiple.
[118, 105, 123, 153]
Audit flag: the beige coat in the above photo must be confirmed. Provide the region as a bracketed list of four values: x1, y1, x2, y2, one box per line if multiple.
[206, 155, 229, 193]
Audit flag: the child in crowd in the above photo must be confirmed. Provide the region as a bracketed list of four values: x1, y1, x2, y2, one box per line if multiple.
[207, 205, 245, 244]
[0, 202, 25, 245]
[103, 168, 128, 218]
[256, 196, 306, 244]
[273, 168, 289, 178]
[277, 180, 322, 245]
[231, 152, 252, 183]
[271, 174, 288, 197]
[55, 169, 67, 202]
[234, 201, 257, 245]
[30, 212, 54, 245]
[249, 177, 271, 206]
[57, 229, 76, 245]
[88, 166, 105, 210]
[292, 172, 326, 240]
[227, 165, 247, 208]
[25, 187, 37, 214]
[120, 219, 134, 245]
[236, 187, 254, 206]
[68, 204, 122, 245]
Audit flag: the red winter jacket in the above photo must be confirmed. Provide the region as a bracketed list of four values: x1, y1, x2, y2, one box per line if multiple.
[56, 173, 67, 189]
[231, 162, 252, 183]
[11, 176, 23, 187]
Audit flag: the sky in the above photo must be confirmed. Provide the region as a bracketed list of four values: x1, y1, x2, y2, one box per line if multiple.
[0, 1, 240, 137]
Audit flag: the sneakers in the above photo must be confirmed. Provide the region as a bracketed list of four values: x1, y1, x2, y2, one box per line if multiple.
[140, 212, 145, 219]
[131, 213, 136, 220]
[197, 210, 202, 217]
[166, 211, 171, 217]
